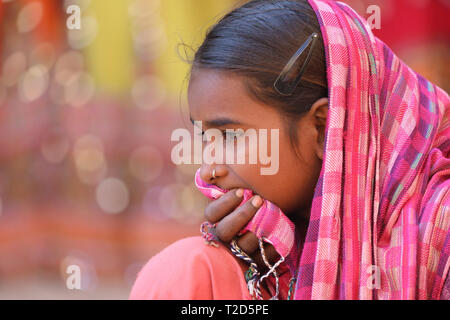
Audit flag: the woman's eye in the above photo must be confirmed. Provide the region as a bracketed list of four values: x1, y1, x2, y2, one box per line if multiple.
[222, 131, 231, 139]
[197, 130, 243, 141]
[222, 129, 245, 141]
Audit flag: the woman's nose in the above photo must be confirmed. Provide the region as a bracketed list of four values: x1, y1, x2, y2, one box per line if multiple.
[199, 164, 227, 183]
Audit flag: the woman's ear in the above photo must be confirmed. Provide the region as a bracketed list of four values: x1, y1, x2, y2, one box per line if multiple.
[309, 97, 328, 161]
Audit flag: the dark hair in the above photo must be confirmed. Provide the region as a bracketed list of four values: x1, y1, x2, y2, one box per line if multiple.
[188, 0, 328, 158]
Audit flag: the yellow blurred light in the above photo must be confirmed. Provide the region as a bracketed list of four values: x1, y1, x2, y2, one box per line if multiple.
[132, 24, 165, 49]
[64, 0, 92, 8]
[75, 148, 104, 172]
[67, 15, 98, 49]
[84, 0, 134, 94]
[129, 0, 166, 61]
[128, 0, 160, 16]
[76, 165, 107, 185]
[74, 133, 103, 149]
[154, 0, 237, 97]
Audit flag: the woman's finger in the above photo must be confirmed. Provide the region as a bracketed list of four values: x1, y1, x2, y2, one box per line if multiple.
[263, 242, 281, 266]
[204, 188, 244, 223]
[235, 231, 259, 256]
[251, 242, 281, 272]
[215, 195, 263, 242]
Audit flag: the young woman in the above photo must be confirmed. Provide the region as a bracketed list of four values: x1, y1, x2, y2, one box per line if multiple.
[130, 0, 449, 300]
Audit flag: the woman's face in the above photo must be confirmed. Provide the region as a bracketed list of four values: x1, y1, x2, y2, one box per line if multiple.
[188, 68, 328, 223]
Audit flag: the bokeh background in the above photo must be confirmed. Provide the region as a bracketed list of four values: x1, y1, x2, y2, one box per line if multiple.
[0, 0, 448, 299]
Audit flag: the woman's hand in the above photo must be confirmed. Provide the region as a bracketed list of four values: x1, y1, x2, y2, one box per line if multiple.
[204, 188, 281, 273]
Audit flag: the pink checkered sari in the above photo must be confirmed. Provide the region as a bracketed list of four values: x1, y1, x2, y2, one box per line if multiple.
[196, 0, 450, 300]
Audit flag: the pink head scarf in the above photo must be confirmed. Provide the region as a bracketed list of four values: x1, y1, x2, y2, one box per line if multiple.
[195, 0, 450, 300]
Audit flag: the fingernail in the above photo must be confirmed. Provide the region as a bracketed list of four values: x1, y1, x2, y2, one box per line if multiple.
[235, 188, 244, 197]
[251, 196, 262, 208]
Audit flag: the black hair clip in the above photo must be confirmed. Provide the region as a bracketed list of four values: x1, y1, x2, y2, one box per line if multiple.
[273, 32, 319, 96]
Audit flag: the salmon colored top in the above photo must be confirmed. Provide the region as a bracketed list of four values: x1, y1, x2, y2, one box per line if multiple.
[129, 236, 292, 300]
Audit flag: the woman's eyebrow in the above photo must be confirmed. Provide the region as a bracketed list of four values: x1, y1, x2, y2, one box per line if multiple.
[190, 115, 243, 127]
